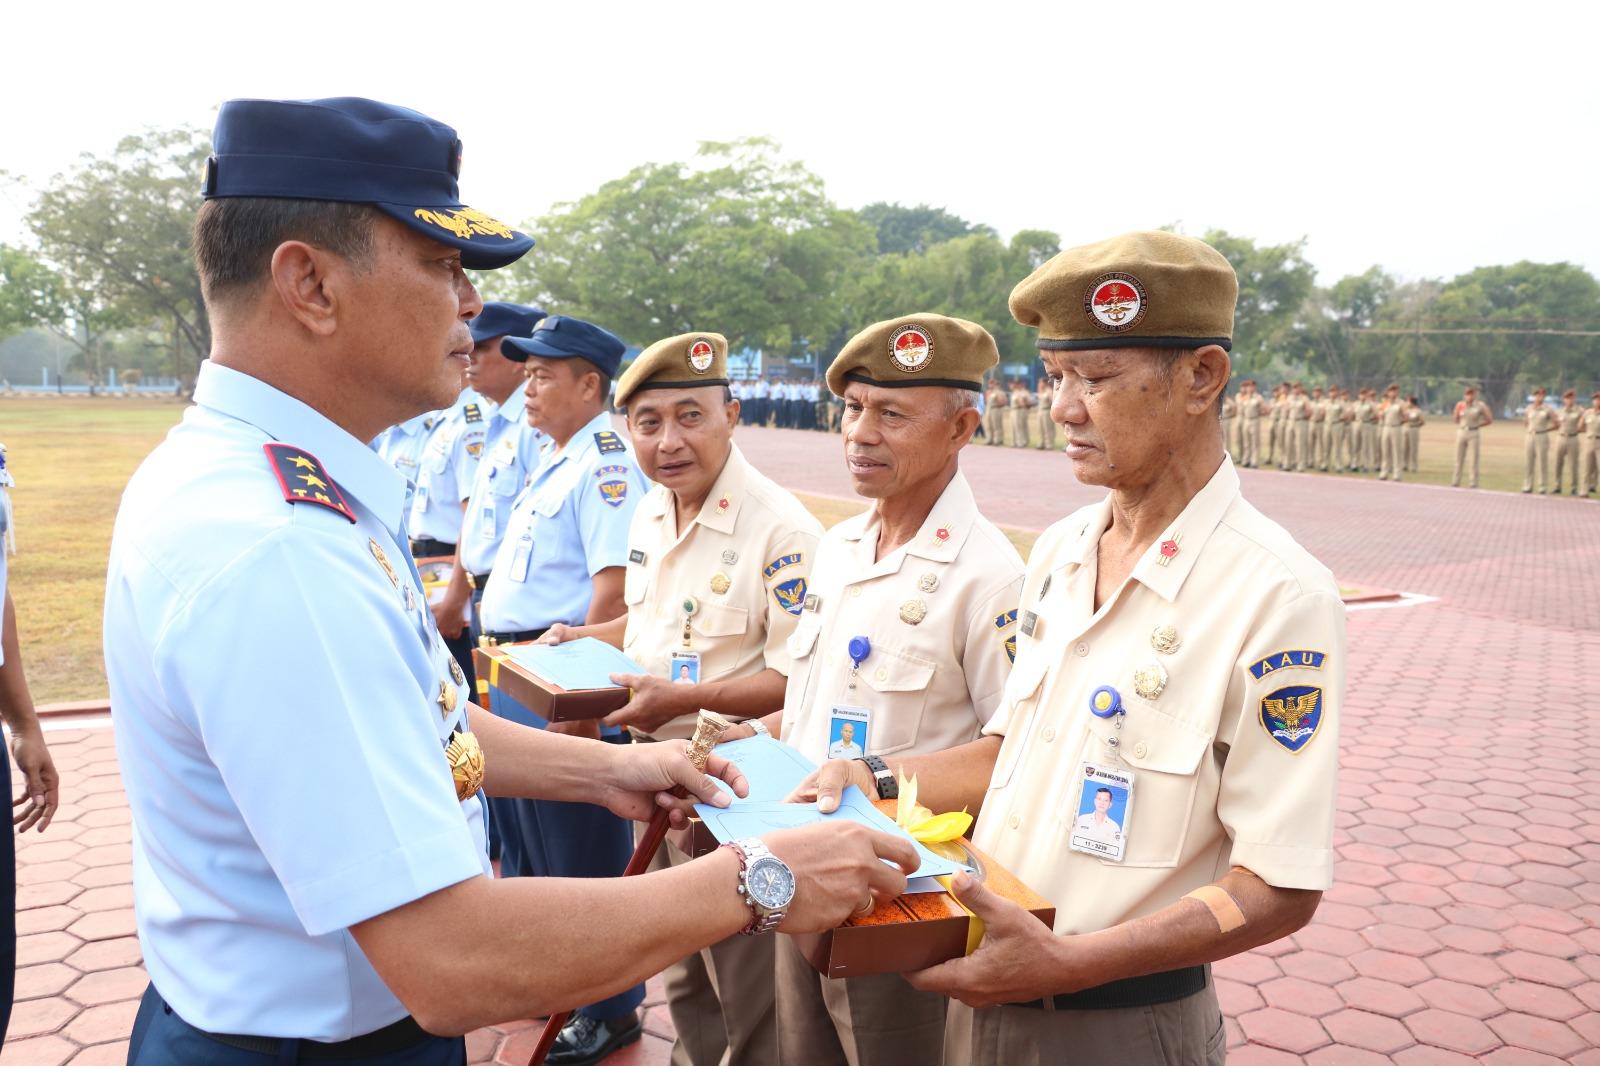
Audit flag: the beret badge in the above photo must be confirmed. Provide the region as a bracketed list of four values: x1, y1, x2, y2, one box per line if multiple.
[686, 338, 716, 374]
[1084, 272, 1148, 334]
[888, 324, 935, 373]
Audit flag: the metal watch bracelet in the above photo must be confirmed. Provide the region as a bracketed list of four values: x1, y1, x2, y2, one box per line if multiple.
[726, 838, 787, 935]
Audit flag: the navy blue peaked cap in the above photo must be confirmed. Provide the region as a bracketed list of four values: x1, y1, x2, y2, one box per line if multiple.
[501, 316, 627, 377]
[469, 302, 547, 344]
[203, 97, 534, 270]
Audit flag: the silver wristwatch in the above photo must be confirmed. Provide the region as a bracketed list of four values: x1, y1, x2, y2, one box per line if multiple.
[747, 719, 772, 740]
[728, 837, 796, 935]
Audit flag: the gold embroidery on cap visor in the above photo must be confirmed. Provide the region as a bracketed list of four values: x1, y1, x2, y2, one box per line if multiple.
[687, 338, 716, 374]
[1083, 272, 1148, 333]
[412, 206, 515, 241]
[888, 324, 935, 373]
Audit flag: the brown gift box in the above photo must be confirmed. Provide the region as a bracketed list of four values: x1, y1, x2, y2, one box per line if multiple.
[473, 643, 630, 723]
[681, 796, 1054, 978]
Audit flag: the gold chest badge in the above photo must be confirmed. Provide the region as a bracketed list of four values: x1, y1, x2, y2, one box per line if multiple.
[1133, 661, 1169, 701]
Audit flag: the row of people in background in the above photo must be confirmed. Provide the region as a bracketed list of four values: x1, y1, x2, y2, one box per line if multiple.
[1220, 381, 1424, 479]
[1515, 386, 1600, 495]
[730, 377, 830, 431]
[980, 377, 1057, 449]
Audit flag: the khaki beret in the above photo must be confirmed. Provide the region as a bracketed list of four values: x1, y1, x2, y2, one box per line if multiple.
[825, 313, 997, 397]
[614, 332, 729, 408]
[1009, 231, 1238, 352]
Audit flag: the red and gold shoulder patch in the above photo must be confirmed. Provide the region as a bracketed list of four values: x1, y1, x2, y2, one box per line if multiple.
[263, 443, 356, 523]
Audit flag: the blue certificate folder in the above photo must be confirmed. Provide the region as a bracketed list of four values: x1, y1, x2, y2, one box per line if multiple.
[695, 737, 971, 879]
[502, 638, 644, 691]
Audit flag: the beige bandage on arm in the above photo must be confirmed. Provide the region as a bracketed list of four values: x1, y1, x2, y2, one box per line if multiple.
[1184, 885, 1247, 933]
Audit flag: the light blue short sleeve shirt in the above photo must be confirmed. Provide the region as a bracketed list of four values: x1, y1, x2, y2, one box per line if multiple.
[459, 383, 543, 575]
[478, 411, 648, 634]
[409, 388, 488, 544]
[105, 363, 489, 1040]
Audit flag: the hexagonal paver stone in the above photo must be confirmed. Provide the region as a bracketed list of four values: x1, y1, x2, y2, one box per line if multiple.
[1237, 1007, 1331, 1055]
[1323, 1008, 1418, 1054]
[1404, 1008, 1501, 1055]
[1485, 1012, 1586, 1060]
[67, 965, 151, 1007]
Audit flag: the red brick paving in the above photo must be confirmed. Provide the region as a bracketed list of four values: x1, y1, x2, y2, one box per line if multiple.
[7, 425, 1599, 1063]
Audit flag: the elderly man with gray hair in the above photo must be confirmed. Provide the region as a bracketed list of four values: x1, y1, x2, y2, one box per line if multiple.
[724, 312, 1025, 1066]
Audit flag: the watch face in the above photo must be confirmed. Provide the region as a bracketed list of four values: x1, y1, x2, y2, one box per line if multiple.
[746, 856, 797, 909]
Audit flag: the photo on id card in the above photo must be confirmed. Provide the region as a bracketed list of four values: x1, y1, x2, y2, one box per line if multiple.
[669, 650, 701, 685]
[827, 704, 869, 760]
[1069, 763, 1134, 862]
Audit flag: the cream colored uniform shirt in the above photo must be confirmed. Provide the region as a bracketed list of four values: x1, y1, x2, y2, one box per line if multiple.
[781, 472, 1024, 763]
[973, 458, 1343, 936]
[622, 445, 823, 741]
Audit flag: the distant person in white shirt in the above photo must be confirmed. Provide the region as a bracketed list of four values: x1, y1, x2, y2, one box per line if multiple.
[828, 722, 864, 760]
[1074, 787, 1122, 843]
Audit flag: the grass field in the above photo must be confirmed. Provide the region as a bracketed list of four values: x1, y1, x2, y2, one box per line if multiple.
[0, 397, 1555, 703]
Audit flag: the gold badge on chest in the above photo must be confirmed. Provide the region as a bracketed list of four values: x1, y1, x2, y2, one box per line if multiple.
[449, 658, 465, 686]
[1133, 661, 1169, 700]
[1151, 625, 1181, 655]
[710, 572, 731, 595]
[437, 679, 459, 719]
[368, 538, 399, 588]
[899, 599, 927, 625]
[918, 573, 939, 594]
[445, 731, 485, 802]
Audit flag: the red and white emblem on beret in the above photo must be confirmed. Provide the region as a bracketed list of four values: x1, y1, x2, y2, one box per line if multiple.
[686, 338, 716, 374]
[1084, 272, 1148, 333]
[889, 324, 934, 373]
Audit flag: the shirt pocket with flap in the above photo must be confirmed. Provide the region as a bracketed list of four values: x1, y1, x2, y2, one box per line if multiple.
[785, 614, 822, 664]
[858, 645, 936, 757]
[1099, 709, 1213, 869]
[690, 601, 751, 680]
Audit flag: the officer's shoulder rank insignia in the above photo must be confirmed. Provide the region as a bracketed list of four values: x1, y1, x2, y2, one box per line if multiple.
[263, 443, 356, 523]
[1259, 685, 1324, 753]
[773, 577, 807, 616]
[463, 403, 483, 424]
[595, 464, 630, 508]
[1249, 650, 1327, 680]
[594, 430, 626, 454]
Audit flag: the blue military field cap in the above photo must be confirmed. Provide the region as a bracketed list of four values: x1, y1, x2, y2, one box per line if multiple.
[469, 302, 547, 344]
[501, 316, 627, 377]
[203, 97, 534, 270]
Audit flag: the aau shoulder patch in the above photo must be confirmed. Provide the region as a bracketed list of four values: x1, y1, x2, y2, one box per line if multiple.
[1259, 685, 1324, 754]
[263, 443, 356, 523]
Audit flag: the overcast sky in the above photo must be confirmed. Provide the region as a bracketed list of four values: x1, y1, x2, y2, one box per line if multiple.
[4, 0, 1595, 286]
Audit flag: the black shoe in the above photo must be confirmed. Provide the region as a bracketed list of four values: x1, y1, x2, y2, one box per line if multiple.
[546, 1012, 642, 1066]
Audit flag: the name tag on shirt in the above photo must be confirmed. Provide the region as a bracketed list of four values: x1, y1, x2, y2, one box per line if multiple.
[1068, 762, 1135, 863]
[480, 504, 496, 537]
[509, 532, 533, 583]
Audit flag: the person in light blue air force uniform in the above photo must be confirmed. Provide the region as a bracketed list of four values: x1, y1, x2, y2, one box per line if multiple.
[374, 409, 439, 483]
[102, 96, 917, 1066]
[431, 300, 546, 867]
[476, 315, 653, 1065]
[410, 374, 488, 690]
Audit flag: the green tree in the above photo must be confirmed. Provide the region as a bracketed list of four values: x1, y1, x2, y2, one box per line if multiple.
[856, 202, 995, 256]
[1286, 266, 1399, 390]
[10, 126, 212, 390]
[1201, 230, 1317, 375]
[1426, 262, 1600, 412]
[490, 138, 876, 364]
[0, 243, 132, 389]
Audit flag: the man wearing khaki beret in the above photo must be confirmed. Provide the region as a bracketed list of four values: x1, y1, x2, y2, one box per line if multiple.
[541, 332, 822, 1065]
[797, 232, 1343, 1065]
[725, 313, 1025, 1066]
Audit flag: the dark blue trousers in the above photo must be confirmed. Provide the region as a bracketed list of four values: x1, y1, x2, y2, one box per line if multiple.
[487, 689, 645, 1021]
[127, 986, 464, 1065]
